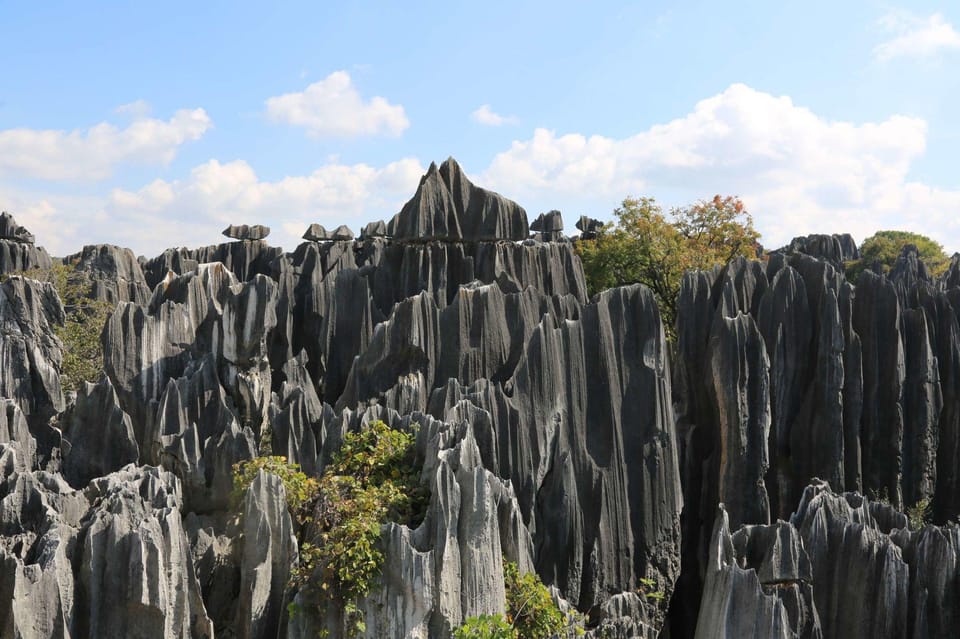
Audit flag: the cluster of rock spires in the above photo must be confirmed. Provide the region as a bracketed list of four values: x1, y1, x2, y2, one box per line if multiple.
[0, 158, 959, 638]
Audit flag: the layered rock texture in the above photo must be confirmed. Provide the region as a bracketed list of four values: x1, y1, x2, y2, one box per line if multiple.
[0, 159, 959, 638]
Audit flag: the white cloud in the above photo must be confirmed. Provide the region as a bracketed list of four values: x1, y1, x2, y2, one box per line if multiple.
[265, 71, 409, 138]
[102, 157, 422, 255]
[114, 99, 152, 118]
[471, 104, 519, 127]
[481, 83, 960, 251]
[0, 108, 211, 181]
[874, 11, 960, 61]
[1, 157, 424, 256]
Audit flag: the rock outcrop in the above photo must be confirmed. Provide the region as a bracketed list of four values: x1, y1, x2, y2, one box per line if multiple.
[388, 158, 529, 242]
[3, 158, 960, 639]
[224, 224, 271, 241]
[0, 212, 52, 275]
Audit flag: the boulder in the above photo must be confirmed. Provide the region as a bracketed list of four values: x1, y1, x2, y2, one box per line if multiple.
[222, 224, 270, 241]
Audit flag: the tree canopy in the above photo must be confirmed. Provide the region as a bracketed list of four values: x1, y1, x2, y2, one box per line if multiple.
[845, 230, 950, 280]
[575, 195, 760, 333]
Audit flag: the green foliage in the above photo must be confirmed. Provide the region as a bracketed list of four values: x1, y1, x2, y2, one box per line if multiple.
[231, 455, 318, 519]
[638, 577, 665, 602]
[453, 614, 515, 639]
[10, 261, 113, 392]
[456, 561, 584, 639]
[576, 195, 760, 333]
[907, 497, 932, 531]
[294, 420, 427, 636]
[845, 230, 949, 280]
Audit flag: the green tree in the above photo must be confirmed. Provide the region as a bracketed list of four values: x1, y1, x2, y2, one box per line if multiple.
[576, 195, 760, 332]
[8, 262, 113, 392]
[845, 230, 950, 280]
[283, 420, 429, 636]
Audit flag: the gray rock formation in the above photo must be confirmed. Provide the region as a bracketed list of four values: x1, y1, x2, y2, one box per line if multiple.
[0, 276, 65, 458]
[575, 215, 604, 239]
[389, 158, 529, 242]
[61, 377, 139, 488]
[62, 244, 151, 305]
[0, 458, 213, 638]
[530, 210, 564, 242]
[360, 220, 388, 239]
[0, 212, 37, 244]
[0, 212, 52, 276]
[303, 223, 354, 241]
[783, 233, 860, 267]
[224, 224, 271, 241]
[6, 157, 960, 639]
[238, 470, 297, 639]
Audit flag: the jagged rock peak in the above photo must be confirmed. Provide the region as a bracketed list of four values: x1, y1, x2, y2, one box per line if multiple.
[782, 233, 860, 266]
[63, 244, 142, 281]
[303, 223, 354, 241]
[0, 211, 36, 244]
[222, 224, 270, 241]
[389, 157, 529, 242]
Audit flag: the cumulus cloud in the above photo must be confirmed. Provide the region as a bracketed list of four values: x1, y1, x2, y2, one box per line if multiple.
[482, 83, 960, 251]
[1, 157, 424, 256]
[0, 107, 211, 181]
[874, 11, 960, 61]
[265, 71, 409, 138]
[101, 157, 421, 255]
[471, 105, 519, 127]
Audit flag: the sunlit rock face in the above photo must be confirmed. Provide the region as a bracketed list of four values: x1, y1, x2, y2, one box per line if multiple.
[3, 160, 960, 638]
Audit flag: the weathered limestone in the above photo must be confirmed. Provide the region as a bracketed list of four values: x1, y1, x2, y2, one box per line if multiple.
[0, 212, 52, 275]
[224, 224, 271, 241]
[389, 158, 529, 242]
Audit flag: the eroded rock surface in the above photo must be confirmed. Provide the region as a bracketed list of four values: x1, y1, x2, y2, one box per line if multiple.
[2, 159, 960, 639]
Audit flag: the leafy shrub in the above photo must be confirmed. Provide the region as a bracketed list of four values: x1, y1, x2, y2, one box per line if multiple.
[907, 497, 932, 530]
[453, 614, 515, 639]
[231, 455, 318, 518]
[456, 561, 584, 639]
[638, 577, 664, 602]
[293, 420, 427, 636]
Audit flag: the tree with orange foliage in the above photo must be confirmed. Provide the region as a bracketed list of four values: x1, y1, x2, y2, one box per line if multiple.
[575, 195, 760, 335]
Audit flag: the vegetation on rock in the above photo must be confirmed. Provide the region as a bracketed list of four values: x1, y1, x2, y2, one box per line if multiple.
[576, 195, 760, 332]
[7, 261, 112, 392]
[455, 560, 584, 639]
[907, 497, 932, 531]
[231, 455, 318, 517]
[845, 230, 950, 280]
[235, 420, 428, 636]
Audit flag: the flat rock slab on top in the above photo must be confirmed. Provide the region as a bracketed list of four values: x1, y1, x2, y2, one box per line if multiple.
[0, 212, 36, 244]
[530, 210, 564, 232]
[303, 223, 354, 241]
[222, 224, 270, 241]
[360, 220, 388, 239]
[576, 215, 604, 239]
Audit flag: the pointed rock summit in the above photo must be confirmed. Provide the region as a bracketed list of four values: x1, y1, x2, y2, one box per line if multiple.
[389, 157, 529, 242]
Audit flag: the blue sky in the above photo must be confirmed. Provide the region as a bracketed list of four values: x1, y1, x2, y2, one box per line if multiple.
[2, 0, 959, 255]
